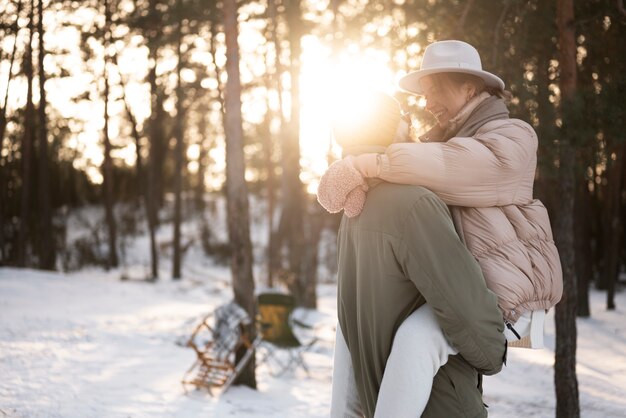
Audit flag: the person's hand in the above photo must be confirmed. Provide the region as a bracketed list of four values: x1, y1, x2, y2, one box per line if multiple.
[317, 158, 368, 216]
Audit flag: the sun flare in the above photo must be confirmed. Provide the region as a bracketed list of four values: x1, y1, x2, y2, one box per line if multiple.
[299, 37, 400, 193]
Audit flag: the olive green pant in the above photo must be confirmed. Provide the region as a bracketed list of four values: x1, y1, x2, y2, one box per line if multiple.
[423, 355, 486, 418]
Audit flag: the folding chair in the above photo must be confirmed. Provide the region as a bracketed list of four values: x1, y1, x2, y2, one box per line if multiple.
[256, 292, 318, 376]
[182, 301, 261, 395]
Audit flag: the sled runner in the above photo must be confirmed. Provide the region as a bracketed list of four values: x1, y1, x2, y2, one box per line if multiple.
[182, 301, 261, 395]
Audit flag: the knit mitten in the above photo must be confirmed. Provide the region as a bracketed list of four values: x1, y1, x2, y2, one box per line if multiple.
[317, 158, 368, 214]
[343, 185, 367, 218]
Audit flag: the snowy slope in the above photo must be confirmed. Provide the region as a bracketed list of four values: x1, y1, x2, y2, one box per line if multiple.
[1, 267, 625, 418]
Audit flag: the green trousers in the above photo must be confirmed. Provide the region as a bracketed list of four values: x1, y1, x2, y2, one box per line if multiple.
[422, 355, 487, 418]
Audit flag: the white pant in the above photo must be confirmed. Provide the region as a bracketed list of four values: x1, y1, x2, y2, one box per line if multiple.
[330, 305, 458, 418]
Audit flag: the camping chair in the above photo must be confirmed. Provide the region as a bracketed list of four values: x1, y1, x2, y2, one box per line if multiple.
[256, 292, 318, 376]
[182, 301, 261, 395]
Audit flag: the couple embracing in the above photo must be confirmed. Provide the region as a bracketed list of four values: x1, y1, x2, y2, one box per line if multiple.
[317, 40, 563, 417]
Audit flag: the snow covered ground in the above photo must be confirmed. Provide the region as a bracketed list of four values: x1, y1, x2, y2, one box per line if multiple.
[1, 266, 625, 418]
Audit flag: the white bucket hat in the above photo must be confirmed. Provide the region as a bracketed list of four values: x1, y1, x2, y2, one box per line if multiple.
[398, 40, 505, 95]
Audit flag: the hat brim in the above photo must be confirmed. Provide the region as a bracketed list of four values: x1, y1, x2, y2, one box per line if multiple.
[398, 67, 505, 95]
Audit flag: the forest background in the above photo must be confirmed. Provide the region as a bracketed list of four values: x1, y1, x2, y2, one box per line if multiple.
[1, 1, 625, 417]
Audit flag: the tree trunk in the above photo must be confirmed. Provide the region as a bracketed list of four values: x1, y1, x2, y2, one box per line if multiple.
[554, 0, 580, 416]
[261, 41, 276, 288]
[601, 141, 624, 310]
[147, 0, 166, 210]
[151, 89, 167, 209]
[143, 0, 163, 279]
[172, 8, 185, 280]
[281, 0, 310, 306]
[590, 141, 604, 291]
[112, 51, 143, 199]
[266, 0, 283, 286]
[262, 104, 276, 288]
[222, 0, 257, 388]
[2, 1, 24, 264]
[209, 7, 225, 116]
[301, 198, 322, 309]
[102, 0, 118, 269]
[574, 175, 591, 317]
[36, 0, 55, 270]
[111, 46, 158, 280]
[195, 108, 208, 213]
[0, 0, 22, 148]
[17, 2, 35, 267]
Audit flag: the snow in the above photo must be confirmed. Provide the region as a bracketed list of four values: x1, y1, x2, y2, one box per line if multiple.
[1, 266, 625, 418]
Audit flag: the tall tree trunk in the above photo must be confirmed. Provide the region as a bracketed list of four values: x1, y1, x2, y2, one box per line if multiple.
[622, 173, 626, 288]
[17, 2, 35, 267]
[281, 0, 310, 306]
[602, 141, 624, 310]
[301, 198, 321, 308]
[112, 45, 158, 280]
[111, 50, 143, 200]
[261, 38, 274, 288]
[1, 1, 24, 264]
[590, 138, 604, 290]
[0, 0, 22, 147]
[574, 176, 591, 317]
[143, 0, 163, 279]
[151, 90, 167, 209]
[222, 0, 256, 388]
[554, 0, 580, 416]
[209, 6, 225, 115]
[36, 0, 55, 270]
[102, 0, 118, 269]
[195, 108, 208, 213]
[147, 0, 166, 210]
[262, 101, 276, 288]
[266, 0, 283, 286]
[172, 7, 185, 280]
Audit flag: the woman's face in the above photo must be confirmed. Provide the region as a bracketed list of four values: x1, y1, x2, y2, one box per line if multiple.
[419, 75, 473, 128]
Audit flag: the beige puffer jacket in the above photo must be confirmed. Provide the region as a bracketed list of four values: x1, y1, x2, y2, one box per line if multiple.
[378, 118, 563, 323]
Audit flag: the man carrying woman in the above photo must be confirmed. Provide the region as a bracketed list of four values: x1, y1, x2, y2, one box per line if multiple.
[320, 40, 562, 417]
